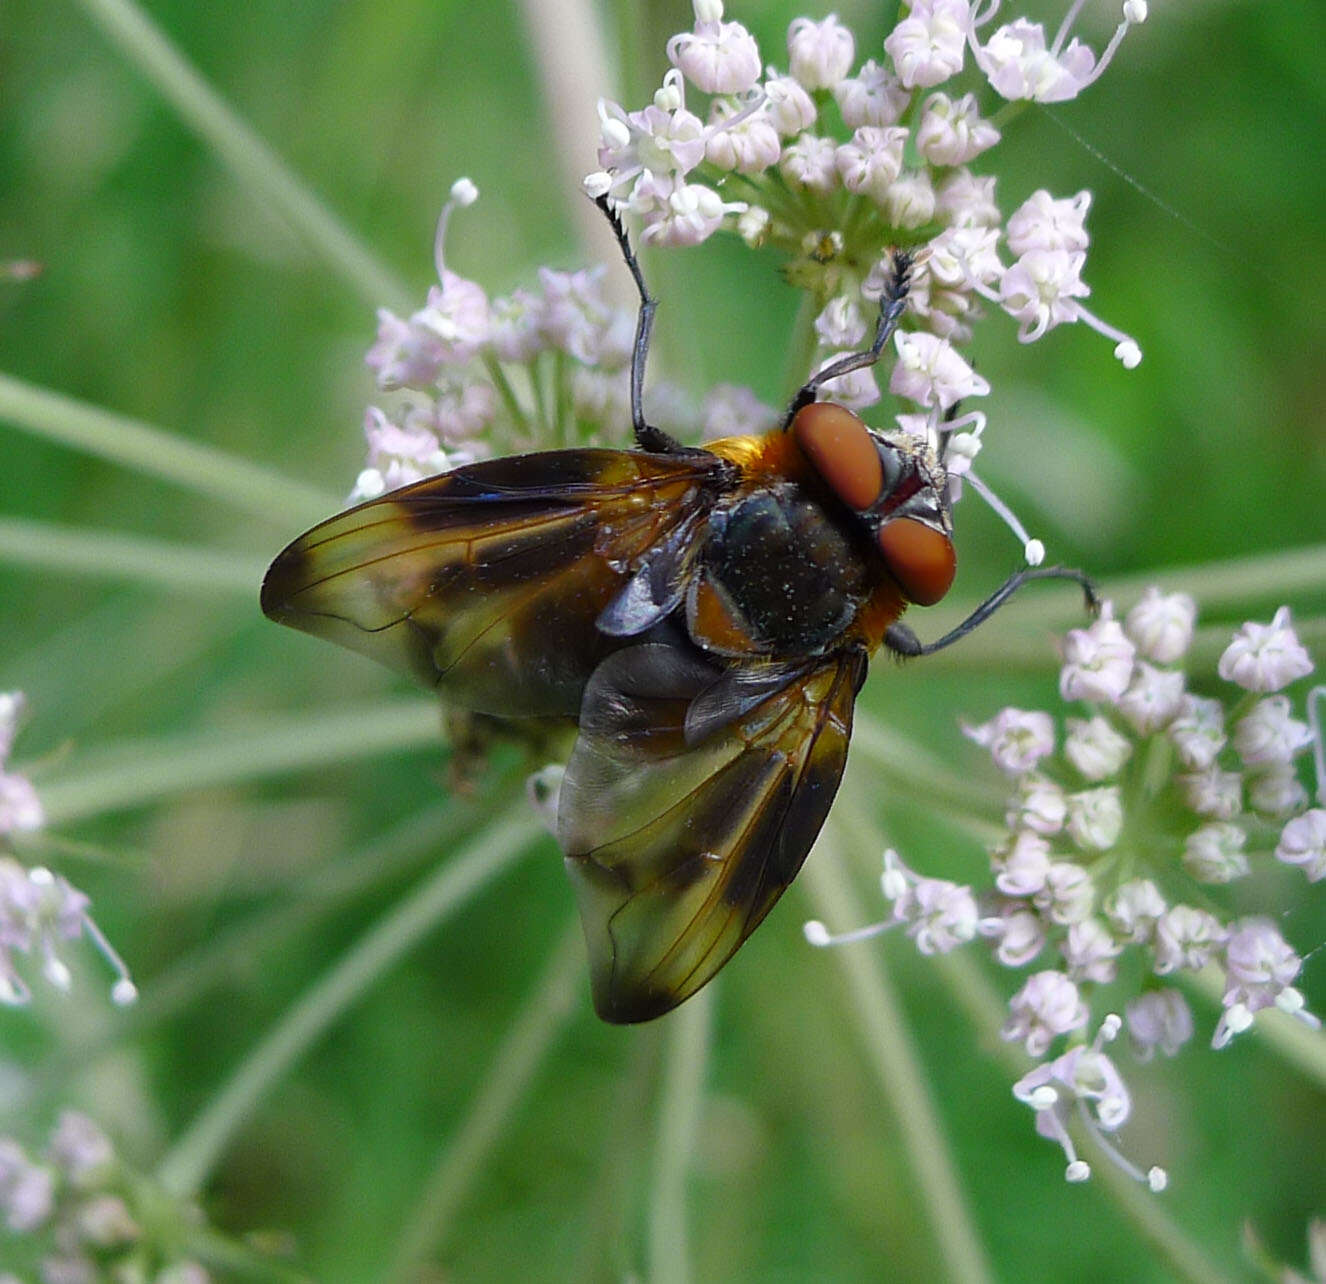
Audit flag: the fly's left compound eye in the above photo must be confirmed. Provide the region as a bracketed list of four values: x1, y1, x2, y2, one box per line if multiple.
[877, 517, 956, 606]
[792, 403, 883, 510]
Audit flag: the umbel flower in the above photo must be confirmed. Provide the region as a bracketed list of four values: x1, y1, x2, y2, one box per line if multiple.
[351, 0, 1151, 585]
[328, 0, 1313, 1205]
[0, 1110, 214, 1282]
[808, 592, 1323, 1187]
[0, 693, 137, 1008]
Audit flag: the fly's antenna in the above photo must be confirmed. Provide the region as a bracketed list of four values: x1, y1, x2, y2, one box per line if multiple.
[783, 249, 915, 426]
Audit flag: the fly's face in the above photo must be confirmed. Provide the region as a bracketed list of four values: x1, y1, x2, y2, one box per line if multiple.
[791, 402, 957, 609]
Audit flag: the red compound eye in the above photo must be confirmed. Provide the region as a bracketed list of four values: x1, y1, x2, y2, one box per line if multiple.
[878, 518, 956, 606]
[792, 402, 883, 512]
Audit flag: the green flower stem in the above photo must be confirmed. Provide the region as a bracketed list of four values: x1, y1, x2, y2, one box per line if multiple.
[648, 982, 713, 1284]
[156, 811, 544, 1198]
[0, 515, 263, 597]
[387, 920, 584, 1282]
[933, 950, 1233, 1284]
[0, 373, 337, 526]
[1185, 966, 1326, 1095]
[184, 1226, 313, 1283]
[72, 0, 411, 313]
[37, 699, 442, 825]
[29, 802, 476, 1115]
[806, 807, 995, 1284]
[852, 711, 1005, 814]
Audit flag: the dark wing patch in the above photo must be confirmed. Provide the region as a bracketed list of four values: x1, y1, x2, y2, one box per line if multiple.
[558, 640, 864, 1023]
[260, 449, 721, 717]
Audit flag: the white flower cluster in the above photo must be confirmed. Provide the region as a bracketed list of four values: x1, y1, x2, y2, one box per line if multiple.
[0, 1111, 211, 1282]
[809, 590, 1322, 1187]
[586, 0, 1146, 442]
[0, 692, 138, 1009]
[355, 179, 647, 503]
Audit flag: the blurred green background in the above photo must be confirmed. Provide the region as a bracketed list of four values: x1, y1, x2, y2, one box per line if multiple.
[0, 1, 1322, 1280]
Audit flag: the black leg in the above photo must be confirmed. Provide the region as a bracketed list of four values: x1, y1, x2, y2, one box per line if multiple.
[783, 250, 915, 427]
[593, 194, 686, 454]
[884, 565, 1099, 658]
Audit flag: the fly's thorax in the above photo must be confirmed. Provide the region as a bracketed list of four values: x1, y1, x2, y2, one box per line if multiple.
[688, 479, 874, 659]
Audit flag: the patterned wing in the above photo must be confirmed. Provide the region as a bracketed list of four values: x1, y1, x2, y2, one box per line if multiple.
[558, 638, 865, 1023]
[261, 449, 722, 717]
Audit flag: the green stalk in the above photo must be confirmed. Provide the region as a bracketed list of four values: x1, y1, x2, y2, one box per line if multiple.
[156, 812, 544, 1197]
[807, 804, 995, 1284]
[71, 0, 410, 313]
[0, 373, 337, 526]
[851, 711, 1005, 813]
[37, 699, 442, 825]
[386, 921, 584, 1282]
[648, 984, 713, 1284]
[0, 516, 263, 596]
[934, 950, 1233, 1284]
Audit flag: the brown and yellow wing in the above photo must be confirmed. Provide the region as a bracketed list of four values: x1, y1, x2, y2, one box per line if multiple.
[558, 638, 865, 1023]
[260, 449, 722, 717]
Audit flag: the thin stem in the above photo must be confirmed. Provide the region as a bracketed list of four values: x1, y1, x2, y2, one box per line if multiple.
[37, 699, 442, 825]
[0, 372, 337, 526]
[156, 811, 544, 1197]
[0, 516, 263, 597]
[851, 711, 1005, 813]
[386, 920, 584, 1282]
[29, 801, 480, 1113]
[648, 984, 713, 1284]
[72, 0, 411, 313]
[932, 949, 1233, 1284]
[805, 805, 994, 1284]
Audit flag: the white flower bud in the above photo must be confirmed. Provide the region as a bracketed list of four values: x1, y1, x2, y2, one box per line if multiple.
[1003, 970, 1088, 1056]
[1217, 607, 1315, 693]
[1125, 990, 1193, 1060]
[885, 0, 969, 89]
[1061, 918, 1122, 983]
[1059, 605, 1135, 704]
[667, 12, 763, 95]
[1006, 774, 1067, 835]
[1124, 587, 1196, 663]
[883, 168, 937, 229]
[1153, 905, 1225, 975]
[962, 707, 1055, 775]
[890, 330, 990, 411]
[915, 92, 1000, 166]
[763, 74, 818, 136]
[1036, 861, 1095, 924]
[1274, 807, 1326, 881]
[1232, 695, 1313, 767]
[787, 14, 855, 90]
[993, 830, 1052, 896]
[1166, 694, 1226, 770]
[833, 59, 910, 128]
[1105, 878, 1166, 942]
[1182, 821, 1249, 884]
[1063, 715, 1132, 781]
[1177, 765, 1243, 820]
[1064, 786, 1123, 851]
[779, 134, 839, 193]
[1247, 765, 1309, 817]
